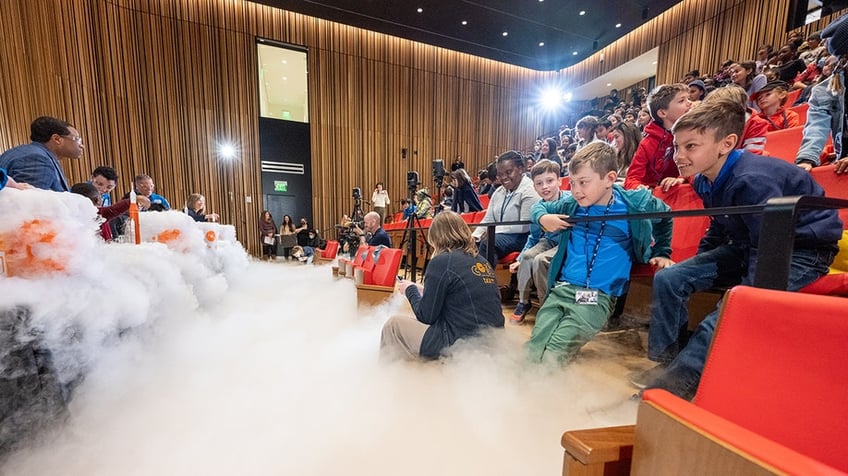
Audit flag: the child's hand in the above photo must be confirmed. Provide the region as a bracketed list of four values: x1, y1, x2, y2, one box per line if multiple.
[660, 177, 685, 191]
[649, 257, 675, 269]
[540, 214, 572, 232]
[397, 279, 413, 293]
[834, 158, 848, 174]
[508, 261, 520, 273]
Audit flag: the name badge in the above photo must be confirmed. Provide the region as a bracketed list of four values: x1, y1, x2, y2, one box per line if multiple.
[575, 289, 599, 305]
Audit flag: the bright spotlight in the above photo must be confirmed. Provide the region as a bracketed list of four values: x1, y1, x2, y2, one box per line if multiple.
[218, 142, 238, 160]
[539, 87, 564, 111]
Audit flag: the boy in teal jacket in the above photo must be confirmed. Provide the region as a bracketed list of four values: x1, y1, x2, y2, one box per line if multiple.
[527, 142, 674, 363]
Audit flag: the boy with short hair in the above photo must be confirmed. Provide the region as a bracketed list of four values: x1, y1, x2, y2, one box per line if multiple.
[753, 80, 801, 131]
[90, 165, 118, 206]
[508, 159, 568, 323]
[624, 83, 692, 190]
[526, 142, 673, 363]
[638, 96, 841, 398]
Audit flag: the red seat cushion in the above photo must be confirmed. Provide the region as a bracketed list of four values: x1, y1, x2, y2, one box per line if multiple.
[693, 286, 848, 472]
[498, 251, 520, 265]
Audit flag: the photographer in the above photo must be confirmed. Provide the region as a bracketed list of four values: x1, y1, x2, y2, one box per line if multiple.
[354, 211, 391, 247]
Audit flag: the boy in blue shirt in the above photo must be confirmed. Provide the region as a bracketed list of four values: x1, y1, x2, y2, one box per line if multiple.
[526, 143, 674, 363]
[638, 95, 842, 398]
[508, 159, 568, 323]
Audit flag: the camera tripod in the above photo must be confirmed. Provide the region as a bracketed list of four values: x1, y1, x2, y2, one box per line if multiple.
[350, 197, 364, 226]
[399, 187, 431, 281]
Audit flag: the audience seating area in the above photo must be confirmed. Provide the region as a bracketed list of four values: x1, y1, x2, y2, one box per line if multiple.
[561, 285, 848, 476]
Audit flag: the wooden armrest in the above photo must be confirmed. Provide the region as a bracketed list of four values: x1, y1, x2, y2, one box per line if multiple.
[561, 425, 634, 476]
[355, 283, 396, 307]
[562, 425, 635, 465]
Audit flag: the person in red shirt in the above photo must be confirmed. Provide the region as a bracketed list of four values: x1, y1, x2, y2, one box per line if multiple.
[624, 83, 692, 190]
[703, 86, 770, 155]
[753, 80, 801, 131]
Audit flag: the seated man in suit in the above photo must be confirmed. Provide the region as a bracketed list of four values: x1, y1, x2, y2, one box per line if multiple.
[0, 116, 84, 192]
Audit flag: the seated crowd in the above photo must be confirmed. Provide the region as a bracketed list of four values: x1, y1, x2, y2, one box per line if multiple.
[374, 13, 848, 402]
[4, 14, 848, 403]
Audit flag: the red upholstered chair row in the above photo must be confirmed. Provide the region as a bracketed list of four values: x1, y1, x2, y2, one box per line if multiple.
[639, 286, 848, 474]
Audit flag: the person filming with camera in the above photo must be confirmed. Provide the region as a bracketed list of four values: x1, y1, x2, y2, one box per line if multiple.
[354, 211, 392, 248]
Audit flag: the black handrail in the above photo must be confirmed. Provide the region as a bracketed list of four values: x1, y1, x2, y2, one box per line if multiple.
[387, 196, 848, 291]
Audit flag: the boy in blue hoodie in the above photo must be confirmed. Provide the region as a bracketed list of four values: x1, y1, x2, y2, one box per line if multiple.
[637, 94, 842, 398]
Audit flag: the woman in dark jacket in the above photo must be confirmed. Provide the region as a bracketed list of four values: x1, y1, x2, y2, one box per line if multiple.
[449, 168, 483, 213]
[381, 211, 503, 360]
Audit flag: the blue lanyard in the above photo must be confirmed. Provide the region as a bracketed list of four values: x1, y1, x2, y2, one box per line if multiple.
[582, 192, 615, 289]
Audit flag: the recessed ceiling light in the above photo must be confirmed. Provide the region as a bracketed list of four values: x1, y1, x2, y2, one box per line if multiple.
[579, 10, 586, 15]
[606, 83, 612, 87]
[572, 51, 578, 55]
[281, 60, 287, 64]
[417, 7, 423, 13]
[539, 42, 545, 47]
[461, 20, 468, 25]
[502, 31, 508, 36]
[615, 23, 622, 28]
[282, 76, 288, 80]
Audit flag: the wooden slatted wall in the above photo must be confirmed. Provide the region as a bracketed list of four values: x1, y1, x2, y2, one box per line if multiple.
[562, 0, 848, 87]
[1, 0, 845, 255]
[0, 0, 555, 253]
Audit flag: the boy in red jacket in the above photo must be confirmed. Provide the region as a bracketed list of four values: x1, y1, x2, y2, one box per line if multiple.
[624, 84, 692, 190]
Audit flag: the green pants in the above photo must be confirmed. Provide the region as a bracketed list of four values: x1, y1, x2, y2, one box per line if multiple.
[526, 284, 616, 363]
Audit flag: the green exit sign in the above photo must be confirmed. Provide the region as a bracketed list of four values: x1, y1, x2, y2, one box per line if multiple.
[274, 181, 288, 192]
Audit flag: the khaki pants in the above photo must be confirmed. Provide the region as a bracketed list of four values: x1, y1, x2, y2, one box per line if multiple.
[380, 316, 428, 360]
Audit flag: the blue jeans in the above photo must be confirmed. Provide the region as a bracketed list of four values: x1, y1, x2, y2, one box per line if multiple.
[647, 247, 835, 400]
[478, 232, 528, 267]
[648, 245, 748, 363]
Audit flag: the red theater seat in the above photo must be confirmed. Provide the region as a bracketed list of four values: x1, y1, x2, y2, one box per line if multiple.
[639, 286, 848, 474]
[631, 184, 708, 278]
[789, 102, 808, 124]
[762, 126, 804, 163]
[800, 165, 848, 296]
[561, 286, 848, 475]
[317, 240, 338, 260]
[478, 194, 490, 209]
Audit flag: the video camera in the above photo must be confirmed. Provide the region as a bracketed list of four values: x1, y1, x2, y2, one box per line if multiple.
[432, 159, 446, 190]
[352, 187, 362, 200]
[407, 171, 419, 192]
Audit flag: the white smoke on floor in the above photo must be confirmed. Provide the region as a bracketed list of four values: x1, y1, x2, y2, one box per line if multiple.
[0, 188, 640, 476]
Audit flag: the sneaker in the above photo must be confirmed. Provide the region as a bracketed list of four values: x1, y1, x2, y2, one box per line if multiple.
[628, 364, 667, 389]
[510, 302, 531, 323]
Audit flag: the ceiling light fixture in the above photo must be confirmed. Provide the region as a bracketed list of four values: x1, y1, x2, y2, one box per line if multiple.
[539, 42, 545, 47]
[502, 31, 508, 36]
[417, 7, 423, 13]
[579, 10, 586, 15]
[572, 51, 578, 55]
[615, 23, 622, 28]
[606, 83, 612, 87]
[461, 20, 467, 25]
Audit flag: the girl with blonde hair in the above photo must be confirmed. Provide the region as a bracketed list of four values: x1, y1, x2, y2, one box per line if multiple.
[381, 211, 504, 361]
